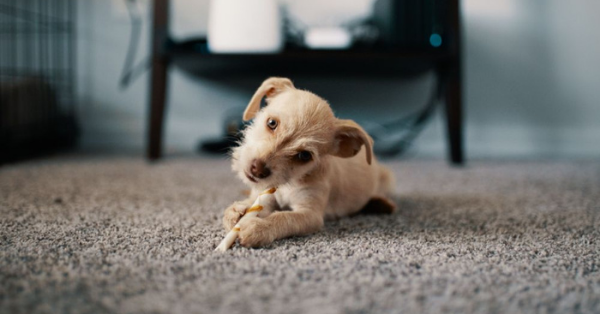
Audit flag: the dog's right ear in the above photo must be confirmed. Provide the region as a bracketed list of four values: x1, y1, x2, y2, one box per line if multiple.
[332, 119, 374, 165]
[243, 77, 294, 121]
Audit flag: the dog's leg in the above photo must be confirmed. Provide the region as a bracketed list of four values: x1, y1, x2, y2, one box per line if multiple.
[238, 210, 324, 248]
[222, 192, 280, 231]
[222, 199, 253, 231]
[358, 196, 397, 215]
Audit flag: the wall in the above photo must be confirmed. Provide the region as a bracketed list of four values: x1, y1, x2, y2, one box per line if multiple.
[463, 0, 600, 157]
[76, 0, 600, 158]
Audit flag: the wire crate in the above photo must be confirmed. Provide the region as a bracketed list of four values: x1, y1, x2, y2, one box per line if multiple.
[0, 0, 78, 163]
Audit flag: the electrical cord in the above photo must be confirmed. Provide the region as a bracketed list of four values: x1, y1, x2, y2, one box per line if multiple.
[119, 0, 150, 89]
[368, 73, 444, 157]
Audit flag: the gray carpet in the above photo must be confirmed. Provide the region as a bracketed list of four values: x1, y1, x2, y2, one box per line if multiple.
[1, 157, 599, 314]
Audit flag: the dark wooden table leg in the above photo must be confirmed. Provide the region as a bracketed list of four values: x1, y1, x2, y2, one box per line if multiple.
[444, 0, 464, 165]
[147, 0, 170, 161]
[444, 60, 464, 165]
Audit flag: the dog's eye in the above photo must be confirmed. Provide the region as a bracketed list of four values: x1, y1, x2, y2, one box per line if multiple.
[267, 118, 278, 130]
[296, 151, 312, 162]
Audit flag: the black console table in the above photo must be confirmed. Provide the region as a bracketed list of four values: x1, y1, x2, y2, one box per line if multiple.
[147, 0, 464, 164]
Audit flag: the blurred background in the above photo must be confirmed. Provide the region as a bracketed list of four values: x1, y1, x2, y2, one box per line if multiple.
[2, 0, 600, 164]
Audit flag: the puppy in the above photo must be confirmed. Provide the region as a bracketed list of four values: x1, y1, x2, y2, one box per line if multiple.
[224, 77, 396, 248]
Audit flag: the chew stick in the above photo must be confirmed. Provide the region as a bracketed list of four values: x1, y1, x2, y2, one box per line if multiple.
[215, 187, 277, 252]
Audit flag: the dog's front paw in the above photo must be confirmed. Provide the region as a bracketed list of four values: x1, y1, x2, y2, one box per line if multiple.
[223, 202, 248, 231]
[238, 217, 274, 248]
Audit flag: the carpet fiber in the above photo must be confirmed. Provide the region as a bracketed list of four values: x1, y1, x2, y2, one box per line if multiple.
[1, 157, 599, 314]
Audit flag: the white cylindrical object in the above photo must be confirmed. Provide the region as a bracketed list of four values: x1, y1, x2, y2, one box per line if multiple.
[207, 0, 283, 54]
[304, 27, 353, 49]
[215, 187, 277, 251]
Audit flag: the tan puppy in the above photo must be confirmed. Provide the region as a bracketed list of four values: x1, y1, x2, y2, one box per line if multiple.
[224, 77, 396, 247]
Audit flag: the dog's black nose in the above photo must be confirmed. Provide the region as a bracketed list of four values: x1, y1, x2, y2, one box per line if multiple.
[250, 159, 271, 179]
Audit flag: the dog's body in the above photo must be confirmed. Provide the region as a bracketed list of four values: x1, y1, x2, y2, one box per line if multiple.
[223, 77, 396, 247]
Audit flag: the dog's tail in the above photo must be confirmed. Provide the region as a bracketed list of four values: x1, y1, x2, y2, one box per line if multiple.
[378, 165, 395, 196]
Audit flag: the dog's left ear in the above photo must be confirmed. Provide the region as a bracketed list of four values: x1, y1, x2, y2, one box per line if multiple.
[243, 77, 295, 121]
[332, 119, 373, 165]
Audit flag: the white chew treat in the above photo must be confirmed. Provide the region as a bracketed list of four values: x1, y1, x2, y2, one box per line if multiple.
[215, 187, 276, 252]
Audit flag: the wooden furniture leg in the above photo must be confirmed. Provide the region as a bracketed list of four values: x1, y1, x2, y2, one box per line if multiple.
[444, 0, 464, 165]
[444, 60, 464, 165]
[148, 0, 170, 160]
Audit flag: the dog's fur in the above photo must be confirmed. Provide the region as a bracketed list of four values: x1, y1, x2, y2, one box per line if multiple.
[224, 77, 396, 247]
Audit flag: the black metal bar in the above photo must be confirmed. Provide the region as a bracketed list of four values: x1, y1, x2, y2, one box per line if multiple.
[69, 0, 76, 117]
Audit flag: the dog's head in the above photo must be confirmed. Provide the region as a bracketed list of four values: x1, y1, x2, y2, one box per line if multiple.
[231, 77, 373, 188]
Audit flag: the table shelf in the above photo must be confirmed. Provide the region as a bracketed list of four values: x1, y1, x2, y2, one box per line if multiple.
[169, 39, 455, 78]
